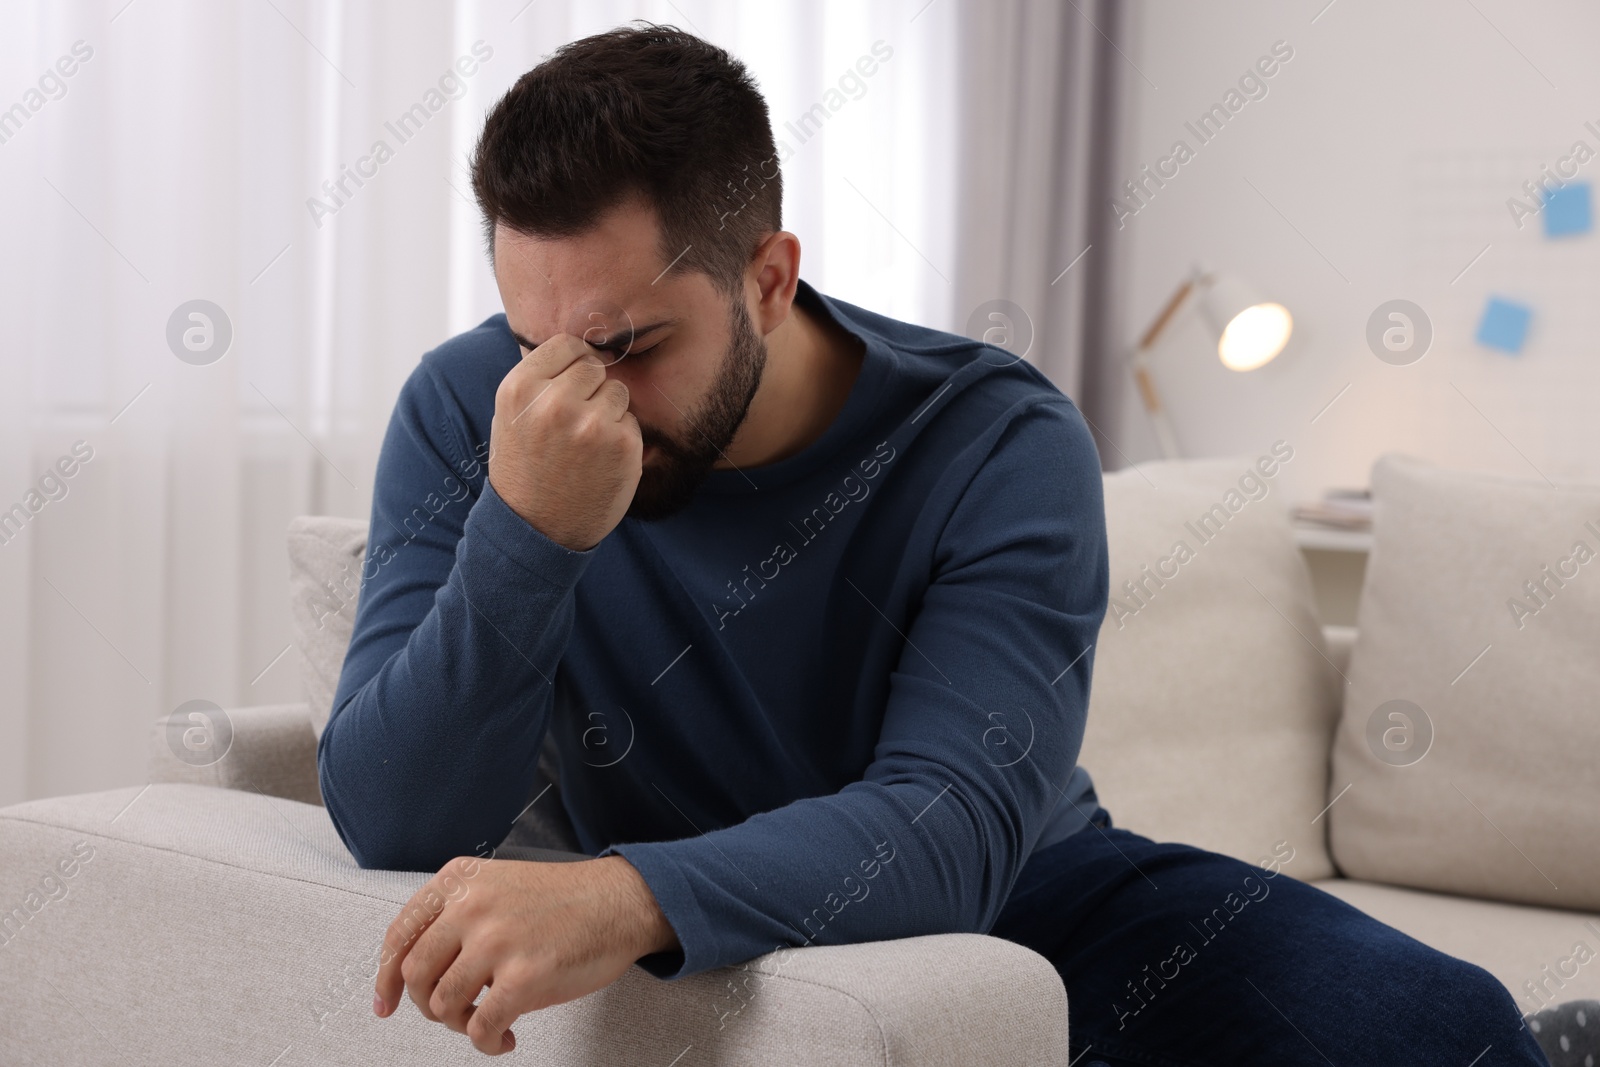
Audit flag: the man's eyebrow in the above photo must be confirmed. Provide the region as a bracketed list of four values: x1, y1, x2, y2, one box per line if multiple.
[510, 319, 679, 352]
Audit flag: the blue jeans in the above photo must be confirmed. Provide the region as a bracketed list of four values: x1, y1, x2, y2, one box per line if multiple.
[990, 811, 1548, 1066]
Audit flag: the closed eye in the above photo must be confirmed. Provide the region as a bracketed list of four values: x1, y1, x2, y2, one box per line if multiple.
[627, 342, 662, 358]
[516, 340, 664, 361]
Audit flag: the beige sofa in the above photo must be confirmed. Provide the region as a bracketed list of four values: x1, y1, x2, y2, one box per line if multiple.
[2, 452, 1596, 1064]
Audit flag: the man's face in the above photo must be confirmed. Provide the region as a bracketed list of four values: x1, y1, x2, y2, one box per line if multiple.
[491, 199, 768, 522]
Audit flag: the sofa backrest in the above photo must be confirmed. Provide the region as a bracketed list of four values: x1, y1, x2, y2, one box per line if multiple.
[1076, 454, 1342, 880]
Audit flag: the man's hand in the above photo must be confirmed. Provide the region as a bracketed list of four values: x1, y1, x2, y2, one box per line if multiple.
[373, 854, 677, 1055]
[489, 333, 642, 552]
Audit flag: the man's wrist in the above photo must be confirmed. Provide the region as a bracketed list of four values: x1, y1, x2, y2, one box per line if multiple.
[594, 854, 679, 959]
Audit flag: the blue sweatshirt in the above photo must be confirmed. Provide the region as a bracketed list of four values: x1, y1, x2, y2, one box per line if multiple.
[320, 279, 1110, 980]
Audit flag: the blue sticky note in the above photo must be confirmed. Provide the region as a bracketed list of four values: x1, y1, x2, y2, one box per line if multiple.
[1476, 297, 1531, 354]
[1542, 182, 1592, 237]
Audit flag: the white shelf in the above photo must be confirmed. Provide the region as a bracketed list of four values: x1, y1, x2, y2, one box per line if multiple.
[1293, 523, 1373, 554]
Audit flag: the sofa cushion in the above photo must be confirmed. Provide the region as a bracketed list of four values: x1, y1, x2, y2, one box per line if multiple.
[286, 515, 368, 735]
[1313, 878, 1600, 1011]
[1328, 453, 1600, 912]
[1077, 452, 1340, 880]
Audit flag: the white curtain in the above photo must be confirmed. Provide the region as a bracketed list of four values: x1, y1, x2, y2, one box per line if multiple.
[0, 0, 1118, 804]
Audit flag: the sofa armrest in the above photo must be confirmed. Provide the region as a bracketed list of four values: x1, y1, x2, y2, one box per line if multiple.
[148, 703, 322, 806]
[0, 785, 1069, 1065]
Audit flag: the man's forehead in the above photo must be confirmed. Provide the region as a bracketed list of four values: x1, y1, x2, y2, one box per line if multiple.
[493, 218, 681, 339]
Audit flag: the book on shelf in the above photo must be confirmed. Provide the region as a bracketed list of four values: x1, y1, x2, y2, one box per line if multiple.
[1292, 488, 1372, 531]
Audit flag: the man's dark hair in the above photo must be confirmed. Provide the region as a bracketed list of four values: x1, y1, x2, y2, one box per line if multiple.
[470, 23, 782, 295]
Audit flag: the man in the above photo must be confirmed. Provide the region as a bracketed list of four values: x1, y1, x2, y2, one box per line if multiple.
[320, 23, 1556, 1064]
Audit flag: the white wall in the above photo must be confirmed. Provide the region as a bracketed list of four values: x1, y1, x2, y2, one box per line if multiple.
[1109, 0, 1600, 499]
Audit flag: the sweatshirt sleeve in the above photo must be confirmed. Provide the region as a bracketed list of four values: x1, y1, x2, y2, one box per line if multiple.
[600, 399, 1110, 978]
[317, 361, 597, 872]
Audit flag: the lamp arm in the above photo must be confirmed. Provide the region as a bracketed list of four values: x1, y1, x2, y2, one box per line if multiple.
[1130, 353, 1182, 460]
[1127, 267, 1206, 461]
[1137, 276, 1196, 352]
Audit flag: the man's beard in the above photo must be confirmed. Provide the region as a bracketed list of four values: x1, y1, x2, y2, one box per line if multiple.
[626, 296, 767, 522]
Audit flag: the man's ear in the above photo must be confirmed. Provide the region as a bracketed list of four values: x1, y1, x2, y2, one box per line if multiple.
[746, 230, 801, 336]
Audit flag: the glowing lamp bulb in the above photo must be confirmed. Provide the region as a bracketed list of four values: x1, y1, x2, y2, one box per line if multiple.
[1217, 302, 1292, 372]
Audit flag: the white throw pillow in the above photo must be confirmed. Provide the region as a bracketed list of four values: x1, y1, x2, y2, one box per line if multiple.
[1079, 452, 1340, 880]
[285, 515, 368, 736]
[1329, 453, 1600, 911]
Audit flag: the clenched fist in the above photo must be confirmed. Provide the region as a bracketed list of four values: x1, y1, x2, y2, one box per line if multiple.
[488, 334, 642, 552]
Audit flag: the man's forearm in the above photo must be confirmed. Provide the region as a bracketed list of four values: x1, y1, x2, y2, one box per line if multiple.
[321, 480, 594, 871]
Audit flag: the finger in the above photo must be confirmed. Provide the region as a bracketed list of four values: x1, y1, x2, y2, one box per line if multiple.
[467, 984, 522, 1056]
[504, 378, 556, 428]
[430, 953, 494, 1034]
[375, 881, 450, 1016]
[508, 347, 605, 411]
[403, 918, 464, 1023]
[498, 342, 605, 421]
[525, 334, 595, 379]
[556, 350, 611, 401]
[598, 378, 631, 419]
